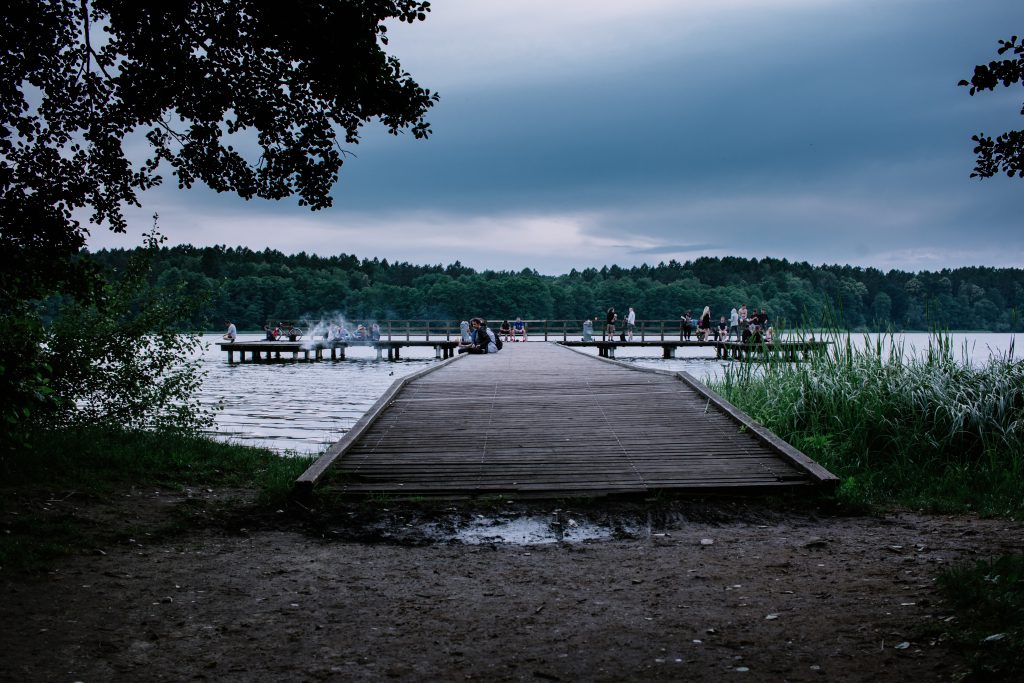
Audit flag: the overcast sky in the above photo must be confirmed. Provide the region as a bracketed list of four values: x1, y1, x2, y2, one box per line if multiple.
[89, 0, 1022, 275]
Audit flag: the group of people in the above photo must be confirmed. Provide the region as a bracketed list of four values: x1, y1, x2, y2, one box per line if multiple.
[603, 307, 637, 341]
[680, 304, 773, 343]
[323, 322, 381, 342]
[457, 318, 500, 354]
[498, 317, 528, 342]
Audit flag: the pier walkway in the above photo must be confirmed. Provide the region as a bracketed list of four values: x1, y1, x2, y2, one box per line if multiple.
[296, 343, 837, 498]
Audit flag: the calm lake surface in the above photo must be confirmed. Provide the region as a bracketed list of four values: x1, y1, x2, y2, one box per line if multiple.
[197, 331, 1020, 455]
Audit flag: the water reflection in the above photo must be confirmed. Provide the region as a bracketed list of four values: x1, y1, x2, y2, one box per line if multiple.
[196, 334, 441, 455]
[197, 332, 1018, 455]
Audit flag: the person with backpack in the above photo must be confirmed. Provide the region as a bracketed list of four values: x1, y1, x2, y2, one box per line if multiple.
[458, 318, 499, 354]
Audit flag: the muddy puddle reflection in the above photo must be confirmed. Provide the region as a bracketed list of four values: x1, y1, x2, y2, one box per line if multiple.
[318, 500, 781, 547]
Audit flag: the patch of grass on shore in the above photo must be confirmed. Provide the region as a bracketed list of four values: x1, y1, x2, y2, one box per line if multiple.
[710, 331, 1024, 517]
[3, 427, 314, 505]
[935, 554, 1024, 681]
[1, 427, 314, 573]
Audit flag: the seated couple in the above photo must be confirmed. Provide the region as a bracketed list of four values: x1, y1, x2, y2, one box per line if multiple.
[457, 318, 498, 354]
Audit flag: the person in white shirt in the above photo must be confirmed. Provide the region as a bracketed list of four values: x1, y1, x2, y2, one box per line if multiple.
[223, 320, 237, 342]
[626, 307, 636, 341]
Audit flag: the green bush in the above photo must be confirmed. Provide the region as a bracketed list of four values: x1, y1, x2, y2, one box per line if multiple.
[711, 331, 1024, 516]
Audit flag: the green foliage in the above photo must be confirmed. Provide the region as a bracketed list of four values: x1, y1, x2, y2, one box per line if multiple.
[82, 247, 1024, 333]
[41, 233, 215, 434]
[936, 555, 1024, 681]
[712, 331, 1024, 516]
[959, 35, 1024, 179]
[1, 0, 436, 451]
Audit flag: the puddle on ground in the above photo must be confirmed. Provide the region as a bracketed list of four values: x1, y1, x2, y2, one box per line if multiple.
[319, 498, 797, 547]
[426, 515, 646, 545]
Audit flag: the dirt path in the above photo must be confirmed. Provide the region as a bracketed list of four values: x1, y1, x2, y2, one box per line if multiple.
[2, 491, 1021, 682]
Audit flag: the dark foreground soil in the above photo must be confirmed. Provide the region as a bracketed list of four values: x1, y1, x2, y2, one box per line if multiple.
[2, 488, 1022, 682]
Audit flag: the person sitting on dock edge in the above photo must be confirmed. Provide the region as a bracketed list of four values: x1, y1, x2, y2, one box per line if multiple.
[512, 317, 527, 342]
[223, 320, 237, 342]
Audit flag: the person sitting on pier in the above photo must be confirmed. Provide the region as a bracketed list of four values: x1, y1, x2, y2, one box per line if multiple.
[680, 310, 693, 340]
[696, 306, 712, 341]
[223, 320, 237, 342]
[458, 318, 497, 354]
[715, 316, 728, 341]
[512, 317, 527, 342]
[499, 319, 512, 342]
[354, 324, 367, 340]
[459, 320, 472, 344]
[263, 324, 277, 341]
[764, 326, 774, 344]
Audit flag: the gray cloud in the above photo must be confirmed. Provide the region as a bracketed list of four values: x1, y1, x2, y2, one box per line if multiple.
[88, 0, 1022, 276]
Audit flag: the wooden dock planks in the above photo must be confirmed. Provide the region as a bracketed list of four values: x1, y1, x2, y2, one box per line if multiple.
[297, 342, 838, 498]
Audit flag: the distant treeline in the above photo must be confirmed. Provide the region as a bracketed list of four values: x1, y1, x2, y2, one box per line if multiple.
[80, 246, 1023, 332]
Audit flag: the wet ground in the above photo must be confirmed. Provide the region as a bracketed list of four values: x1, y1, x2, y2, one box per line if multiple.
[3, 489, 1022, 681]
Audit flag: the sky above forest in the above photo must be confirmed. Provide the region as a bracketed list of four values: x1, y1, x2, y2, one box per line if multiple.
[88, 0, 1022, 276]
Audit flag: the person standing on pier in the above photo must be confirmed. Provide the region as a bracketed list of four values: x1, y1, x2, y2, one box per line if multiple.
[626, 307, 636, 341]
[606, 307, 617, 340]
[696, 306, 712, 341]
[223, 320, 237, 342]
[680, 310, 693, 340]
[729, 307, 739, 340]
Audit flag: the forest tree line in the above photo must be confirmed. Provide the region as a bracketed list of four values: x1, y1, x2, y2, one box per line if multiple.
[80, 246, 1023, 332]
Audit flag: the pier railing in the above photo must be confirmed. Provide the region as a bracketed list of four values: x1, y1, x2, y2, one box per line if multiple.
[305, 319, 791, 342]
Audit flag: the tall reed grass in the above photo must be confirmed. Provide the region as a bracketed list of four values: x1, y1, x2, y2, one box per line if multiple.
[711, 331, 1024, 516]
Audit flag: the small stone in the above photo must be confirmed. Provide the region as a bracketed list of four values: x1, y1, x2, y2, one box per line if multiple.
[700, 538, 714, 546]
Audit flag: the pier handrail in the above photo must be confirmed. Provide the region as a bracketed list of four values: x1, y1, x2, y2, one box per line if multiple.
[269, 318, 798, 343]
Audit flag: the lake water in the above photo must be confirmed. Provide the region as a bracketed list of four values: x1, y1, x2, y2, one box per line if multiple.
[197, 331, 1019, 456]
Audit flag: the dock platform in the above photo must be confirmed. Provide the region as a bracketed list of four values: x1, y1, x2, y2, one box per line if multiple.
[296, 343, 837, 499]
[559, 339, 829, 360]
[218, 339, 460, 362]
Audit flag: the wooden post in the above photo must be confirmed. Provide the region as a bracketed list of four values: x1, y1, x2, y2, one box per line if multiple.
[562, 321, 567, 342]
[227, 349, 235, 363]
[406, 321, 411, 341]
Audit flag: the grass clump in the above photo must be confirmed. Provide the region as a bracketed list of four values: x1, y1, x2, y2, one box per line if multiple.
[711, 331, 1024, 516]
[1, 427, 314, 573]
[935, 554, 1024, 681]
[4, 426, 314, 505]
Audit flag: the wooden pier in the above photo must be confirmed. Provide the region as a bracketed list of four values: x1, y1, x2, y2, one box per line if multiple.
[219, 339, 460, 362]
[295, 343, 838, 499]
[559, 339, 829, 360]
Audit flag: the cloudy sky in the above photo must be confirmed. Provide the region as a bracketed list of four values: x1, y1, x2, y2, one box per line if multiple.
[89, 0, 1022, 275]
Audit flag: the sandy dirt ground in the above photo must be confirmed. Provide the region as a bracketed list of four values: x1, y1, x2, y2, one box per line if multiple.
[2, 488, 1022, 682]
